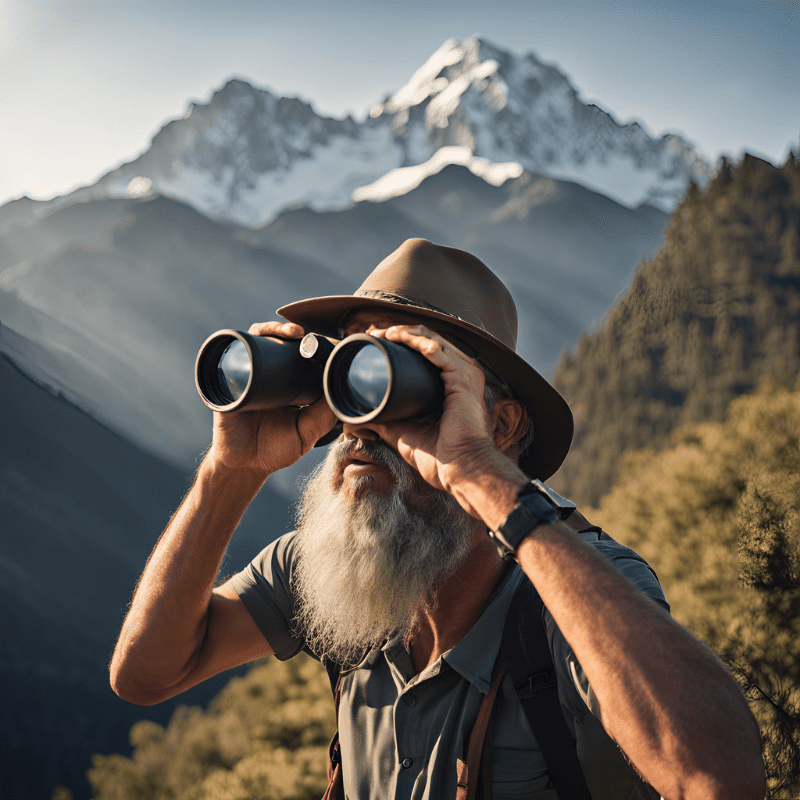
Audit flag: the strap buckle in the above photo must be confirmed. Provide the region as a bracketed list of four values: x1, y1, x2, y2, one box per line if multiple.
[329, 737, 341, 765]
[516, 670, 557, 700]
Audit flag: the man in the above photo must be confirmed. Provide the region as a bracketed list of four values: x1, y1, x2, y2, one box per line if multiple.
[111, 239, 765, 799]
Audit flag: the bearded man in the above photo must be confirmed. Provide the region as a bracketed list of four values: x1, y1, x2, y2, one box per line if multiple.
[111, 239, 765, 800]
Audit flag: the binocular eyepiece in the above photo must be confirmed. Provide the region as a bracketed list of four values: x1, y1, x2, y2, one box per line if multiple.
[195, 329, 445, 428]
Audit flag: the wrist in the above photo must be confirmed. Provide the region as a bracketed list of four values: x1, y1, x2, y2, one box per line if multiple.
[201, 450, 270, 488]
[443, 440, 528, 527]
[488, 480, 577, 560]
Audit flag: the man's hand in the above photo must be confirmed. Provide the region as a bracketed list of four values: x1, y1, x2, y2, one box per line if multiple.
[361, 324, 529, 524]
[208, 321, 338, 476]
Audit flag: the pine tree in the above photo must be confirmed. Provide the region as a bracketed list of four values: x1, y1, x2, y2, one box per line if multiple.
[739, 485, 799, 589]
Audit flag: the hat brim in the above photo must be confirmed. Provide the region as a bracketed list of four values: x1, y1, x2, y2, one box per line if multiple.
[278, 296, 573, 481]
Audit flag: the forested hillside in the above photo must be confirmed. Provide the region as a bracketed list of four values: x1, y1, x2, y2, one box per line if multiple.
[551, 153, 800, 505]
[589, 384, 800, 796]
[85, 656, 335, 800]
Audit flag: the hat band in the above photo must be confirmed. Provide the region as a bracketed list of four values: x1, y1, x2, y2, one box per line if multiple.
[355, 289, 472, 326]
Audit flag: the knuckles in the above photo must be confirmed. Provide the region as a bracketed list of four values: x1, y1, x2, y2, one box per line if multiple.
[247, 321, 304, 338]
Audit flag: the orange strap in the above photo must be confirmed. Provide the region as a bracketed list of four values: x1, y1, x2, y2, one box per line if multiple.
[322, 674, 345, 800]
[462, 663, 507, 800]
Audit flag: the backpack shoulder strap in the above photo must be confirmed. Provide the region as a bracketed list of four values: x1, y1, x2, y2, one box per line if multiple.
[324, 657, 342, 697]
[500, 577, 594, 800]
[322, 659, 345, 800]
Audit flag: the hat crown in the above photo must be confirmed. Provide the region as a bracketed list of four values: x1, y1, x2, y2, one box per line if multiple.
[357, 239, 518, 351]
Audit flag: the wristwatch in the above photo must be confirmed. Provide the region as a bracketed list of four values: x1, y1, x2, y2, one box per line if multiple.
[489, 479, 577, 560]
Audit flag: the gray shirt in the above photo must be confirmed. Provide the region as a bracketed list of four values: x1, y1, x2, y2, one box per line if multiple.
[230, 528, 669, 800]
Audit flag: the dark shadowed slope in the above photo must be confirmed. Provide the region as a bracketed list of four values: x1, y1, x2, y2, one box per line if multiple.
[0, 349, 294, 799]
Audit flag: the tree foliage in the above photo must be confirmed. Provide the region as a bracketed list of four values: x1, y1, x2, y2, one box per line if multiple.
[588, 384, 800, 796]
[88, 654, 335, 800]
[551, 153, 800, 505]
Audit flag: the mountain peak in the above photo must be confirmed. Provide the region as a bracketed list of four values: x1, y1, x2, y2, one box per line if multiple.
[40, 37, 711, 226]
[367, 38, 710, 209]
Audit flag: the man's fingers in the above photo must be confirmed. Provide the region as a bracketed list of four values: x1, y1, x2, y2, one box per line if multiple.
[379, 325, 477, 369]
[296, 396, 339, 449]
[247, 321, 305, 338]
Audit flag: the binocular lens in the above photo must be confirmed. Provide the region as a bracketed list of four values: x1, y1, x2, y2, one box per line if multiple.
[346, 343, 391, 412]
[324, 334, 443, 424]
[196, 329, 334, 414]
[217, 340, 252, 402]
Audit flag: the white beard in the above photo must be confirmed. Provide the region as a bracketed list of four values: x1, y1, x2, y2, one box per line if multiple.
[292, 438, 482, 666]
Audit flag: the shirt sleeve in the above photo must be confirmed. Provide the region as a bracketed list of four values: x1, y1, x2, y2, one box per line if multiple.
[226, 530, 307, 661]
[544, 528, 670, 720]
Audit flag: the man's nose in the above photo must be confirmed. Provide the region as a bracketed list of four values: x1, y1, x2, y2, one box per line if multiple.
[342, 422, 383, 443]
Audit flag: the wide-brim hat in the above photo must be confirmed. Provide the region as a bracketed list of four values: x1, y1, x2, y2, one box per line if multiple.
[278, 238, 573, 480]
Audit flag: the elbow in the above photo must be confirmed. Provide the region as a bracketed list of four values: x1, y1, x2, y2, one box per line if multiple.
[676, 755, 766, 800]
[110, 674, 159, 706]
[648, 730, 766, 800]
[688, 774, 766, 800]
[716, 762, 767, 800]
[109, 661, 174, 706]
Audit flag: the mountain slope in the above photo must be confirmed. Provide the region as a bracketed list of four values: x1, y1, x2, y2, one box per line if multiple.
[1, 348, 295, 799]
[0, 194, 345, 470]
[259, 164, 670, 373]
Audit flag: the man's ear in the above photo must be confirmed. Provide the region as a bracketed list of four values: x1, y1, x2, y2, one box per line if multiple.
[491, 399, 528, 457]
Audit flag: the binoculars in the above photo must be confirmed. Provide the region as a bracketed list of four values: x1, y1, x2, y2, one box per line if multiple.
[195, 328, 445, 429]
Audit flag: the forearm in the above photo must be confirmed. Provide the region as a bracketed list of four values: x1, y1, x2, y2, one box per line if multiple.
[451, 453, 764, 799]
[516, 525, 764, 800]
[110, 456, 268, 702]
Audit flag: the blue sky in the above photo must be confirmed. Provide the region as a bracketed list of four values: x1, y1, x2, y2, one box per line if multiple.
[1, 0, 798, 206]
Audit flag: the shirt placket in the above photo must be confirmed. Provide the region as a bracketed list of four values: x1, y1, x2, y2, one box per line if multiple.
[386, 647, 446, 800]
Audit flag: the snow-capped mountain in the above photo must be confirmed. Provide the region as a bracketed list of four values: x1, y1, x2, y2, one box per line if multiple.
[70, 79, 401, 227]
[62, 37, 711, 226]
[365, 38, 713, 211]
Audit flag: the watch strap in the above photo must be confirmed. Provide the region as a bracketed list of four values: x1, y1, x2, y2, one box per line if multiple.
[489, 480, 576, 561]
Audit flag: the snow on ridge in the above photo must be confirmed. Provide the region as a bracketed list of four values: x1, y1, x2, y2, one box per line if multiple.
[156, 123, 403, 227]
[43, 36, 710, 226]
[384, 39, 465, 113]
[352, 146, 524, 203]
[364, 36, 710, 212]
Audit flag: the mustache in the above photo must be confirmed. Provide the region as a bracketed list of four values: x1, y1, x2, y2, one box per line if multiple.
[332, 437, 410, 479]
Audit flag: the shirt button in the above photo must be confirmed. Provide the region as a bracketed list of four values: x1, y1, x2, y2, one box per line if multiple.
[403, 694, 416, 707]
[401, 758, 413, 769]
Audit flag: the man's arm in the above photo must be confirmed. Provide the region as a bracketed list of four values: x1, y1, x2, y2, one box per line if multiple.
[371, 322, 766, 800]
[444, 452, 766, 800]
[110, 459, 274, 705]
[516, 511, 764, 800]
[110, 321, 338, 706]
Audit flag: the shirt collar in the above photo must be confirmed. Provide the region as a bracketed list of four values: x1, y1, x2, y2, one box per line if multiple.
[442, 564, 524, 694]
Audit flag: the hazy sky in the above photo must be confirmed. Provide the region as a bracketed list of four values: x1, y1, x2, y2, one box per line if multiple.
[1, 0, 798, 207]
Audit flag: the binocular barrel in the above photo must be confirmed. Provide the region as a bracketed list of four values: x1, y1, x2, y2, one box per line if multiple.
[195, 329, 333, 412]
[195, 329, 444, 425]
[323, 334, 444, 424]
